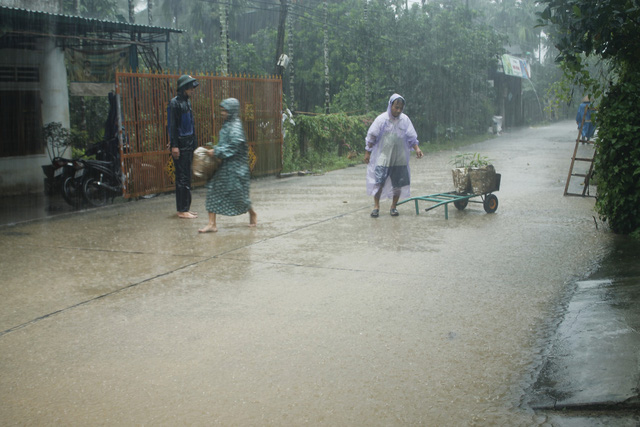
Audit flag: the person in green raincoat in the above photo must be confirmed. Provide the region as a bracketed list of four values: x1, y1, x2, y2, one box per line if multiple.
[199, 98, 257, 233]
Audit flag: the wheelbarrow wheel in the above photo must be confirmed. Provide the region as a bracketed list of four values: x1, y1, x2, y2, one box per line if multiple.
[453, 199, 468, 210]
[483, 194, 499, 213]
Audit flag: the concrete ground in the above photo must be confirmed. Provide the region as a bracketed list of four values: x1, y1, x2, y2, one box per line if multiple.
[1, 121, 639, 425]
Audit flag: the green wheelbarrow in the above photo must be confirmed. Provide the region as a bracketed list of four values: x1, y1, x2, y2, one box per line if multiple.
[397, 174, 500, 219]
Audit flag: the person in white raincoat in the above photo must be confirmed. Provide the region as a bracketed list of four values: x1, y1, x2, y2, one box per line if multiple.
[364, 94, 423, 217]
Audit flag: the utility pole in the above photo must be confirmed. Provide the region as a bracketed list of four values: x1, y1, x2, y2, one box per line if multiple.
[287, 0, 295, 110]
[274, 0, 288, 76]
[128, 0, 135, 23]
[128, 0, 138, 71]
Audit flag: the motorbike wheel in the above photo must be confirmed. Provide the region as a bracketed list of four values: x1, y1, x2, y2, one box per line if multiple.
[83, 178, 108, 207]
[62, 177, 83, 208]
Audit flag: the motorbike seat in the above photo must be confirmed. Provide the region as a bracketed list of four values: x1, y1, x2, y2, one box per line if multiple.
[85, 159, 114, 167]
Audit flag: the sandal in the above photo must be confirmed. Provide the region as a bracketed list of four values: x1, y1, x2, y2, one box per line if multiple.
[390, 208, 399, 217]
[370, 209, 379, 218]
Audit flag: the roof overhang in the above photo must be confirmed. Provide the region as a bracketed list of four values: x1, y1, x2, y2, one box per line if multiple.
[0, 6, 184, 47]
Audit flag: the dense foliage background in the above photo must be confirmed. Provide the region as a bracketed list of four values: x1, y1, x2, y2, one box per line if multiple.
[65, 0, 575, 143]
[64, 0, 640, 234]
[538, 0, 640, 236]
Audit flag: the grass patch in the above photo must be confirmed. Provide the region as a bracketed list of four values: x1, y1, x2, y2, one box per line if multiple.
[282, 133, 498, 175]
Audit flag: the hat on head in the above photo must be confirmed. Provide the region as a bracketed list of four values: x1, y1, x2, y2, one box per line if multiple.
[177, 75, 198, 91]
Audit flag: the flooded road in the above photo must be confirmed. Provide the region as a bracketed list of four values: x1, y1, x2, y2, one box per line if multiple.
[0, 121, 629, 425]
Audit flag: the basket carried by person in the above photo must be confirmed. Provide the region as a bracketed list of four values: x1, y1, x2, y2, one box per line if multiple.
[192, 146, 220, 180]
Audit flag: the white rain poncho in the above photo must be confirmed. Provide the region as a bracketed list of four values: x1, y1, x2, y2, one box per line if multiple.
[365, 94, 419, 200]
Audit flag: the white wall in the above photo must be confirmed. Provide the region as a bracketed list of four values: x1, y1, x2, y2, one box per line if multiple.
[0, 38, 70, 195]
[0, 2, 72, 195]
[0, 155, 48, 194]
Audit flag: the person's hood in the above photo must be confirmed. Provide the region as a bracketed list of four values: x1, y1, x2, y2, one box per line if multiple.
[387, 93, 405, 119]
[220, 98, 241, 121]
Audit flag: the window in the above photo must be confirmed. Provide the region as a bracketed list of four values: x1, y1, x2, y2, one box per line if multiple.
[0, 90, 43, 157]
[0, 66, 43, 157]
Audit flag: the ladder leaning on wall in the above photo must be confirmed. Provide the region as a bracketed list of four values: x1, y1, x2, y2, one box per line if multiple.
[564, 107, 597, 197]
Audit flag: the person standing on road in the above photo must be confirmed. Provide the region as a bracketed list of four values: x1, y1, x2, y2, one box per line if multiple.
[169, 75, 199, 219]
[198, 98, 257, 233]
[364, 93, 423, 217]
[576, 95, 596, 143]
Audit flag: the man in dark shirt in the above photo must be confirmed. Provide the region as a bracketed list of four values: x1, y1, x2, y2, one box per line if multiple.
[169, 75, 199, 219]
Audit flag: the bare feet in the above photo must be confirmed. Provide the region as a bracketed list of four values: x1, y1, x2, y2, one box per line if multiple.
[249, 210, 257, 227]
[178, 211, 198, 219]
[189, 211, 198, 216]
[198, 224, 217, 233]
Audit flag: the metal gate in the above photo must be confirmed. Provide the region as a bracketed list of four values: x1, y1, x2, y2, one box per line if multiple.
[115, 71, 283, 199]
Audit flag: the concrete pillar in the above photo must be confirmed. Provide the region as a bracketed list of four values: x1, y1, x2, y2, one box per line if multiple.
[40, 37, 70, 130]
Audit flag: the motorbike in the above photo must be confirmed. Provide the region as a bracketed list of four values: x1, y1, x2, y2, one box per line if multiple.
[42, 156, 73, 197]
[41, 122, 73, 201]
[79, 92, 157, 207]
[81, 137, 124, 208]
[61, 159, 86, 208]
[42, 157, 87, 208]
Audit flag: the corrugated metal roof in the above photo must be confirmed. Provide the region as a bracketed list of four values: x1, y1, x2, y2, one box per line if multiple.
[0, 5, 183, 36]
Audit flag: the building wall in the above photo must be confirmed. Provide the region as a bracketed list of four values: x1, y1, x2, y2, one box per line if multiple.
[0, 38, 69, 195]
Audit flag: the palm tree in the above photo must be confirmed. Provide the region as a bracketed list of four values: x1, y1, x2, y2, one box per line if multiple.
[323, 0, 329, 113]
[220, 1, 229, 75]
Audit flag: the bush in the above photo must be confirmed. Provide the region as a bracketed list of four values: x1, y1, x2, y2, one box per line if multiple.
[282, 113, 374, 173]
[594, 75, 640, 235]
[43, 122, 71, 160]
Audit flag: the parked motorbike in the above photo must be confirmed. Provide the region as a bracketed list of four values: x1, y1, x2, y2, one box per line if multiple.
[81, 138, 124, 208]
[42, 156, 74, 197]
[42, 157, 86, 208]
[61, 159, 86, 208]
[41, 122, 74, 203]
[79, 92, 157, 207]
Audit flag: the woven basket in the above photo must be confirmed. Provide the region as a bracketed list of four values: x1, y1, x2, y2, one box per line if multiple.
[192, 146, 220, 180]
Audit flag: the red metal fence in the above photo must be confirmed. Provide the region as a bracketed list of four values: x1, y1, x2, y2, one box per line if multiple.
[115, 71, 283, 199]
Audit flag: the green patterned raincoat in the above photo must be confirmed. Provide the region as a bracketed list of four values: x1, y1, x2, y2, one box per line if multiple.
[205, 98, 252, 216]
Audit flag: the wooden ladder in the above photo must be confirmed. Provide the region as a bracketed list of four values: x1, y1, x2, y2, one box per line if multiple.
[564, 107, 596, 197]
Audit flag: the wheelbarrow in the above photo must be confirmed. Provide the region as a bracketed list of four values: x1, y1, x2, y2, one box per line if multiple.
[397, 174, 500, 219]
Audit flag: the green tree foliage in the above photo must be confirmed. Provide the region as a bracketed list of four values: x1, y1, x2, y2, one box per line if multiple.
[68, 96, 110, 147]
[481, 0, 541, 61]
[282, 113, 373, 172]
[593, 78, 640, 235]
[289, 1, 503, 141]
[538, 0, 640, 70]
[538, 0, 640, 234]
[64, 0, 122, 19]
[63, 1, 568, 177]
[411, 5, 503, 140]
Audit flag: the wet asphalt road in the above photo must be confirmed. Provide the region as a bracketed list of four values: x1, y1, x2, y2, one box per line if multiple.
[1, 121, 639, 425]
